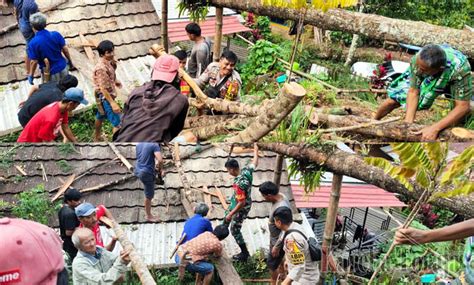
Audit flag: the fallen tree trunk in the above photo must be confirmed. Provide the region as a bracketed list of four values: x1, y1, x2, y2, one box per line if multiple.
[209, 0, 474, 58]
[184, 115, 249, 129]
[100, 217, 156, 285]
[316, 113, 474, 142]
[226, 82, 306, 142]
[189, 117, 254, 141]
[258, 143, 474, 218]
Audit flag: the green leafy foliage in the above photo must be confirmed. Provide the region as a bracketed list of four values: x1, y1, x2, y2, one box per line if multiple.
[57, 160, 73, 173]
[177, 0, 209, 22]
[11, 184, 60, 225]
[374, 220, 465, 284]
[238, 40, 285, 84]
[69, 107, 114, 142]
[0, 145, 21, 170]
[366, 143, 474, 200]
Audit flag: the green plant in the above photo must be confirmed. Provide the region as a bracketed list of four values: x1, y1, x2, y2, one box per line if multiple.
[177, 0, 209, 22]
[57, 143, 80, 156]
[57, 160, 73, 173]
[69, 107, 114, 142]
[12, 184, 60, 225]
[238, 40, 285, 84]
[0, 145, 21, 170]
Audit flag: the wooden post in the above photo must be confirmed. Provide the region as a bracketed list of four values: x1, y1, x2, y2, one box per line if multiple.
[100, 217, 156, 285]
[213, 7, 224, 62]
[272, 154, 284, 189]
[161, 0, 169, 52]
[321, 174, 343, 279]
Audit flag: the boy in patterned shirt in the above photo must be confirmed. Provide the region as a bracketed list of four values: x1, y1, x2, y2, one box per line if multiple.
[374, 44, 472, 141]
[224, 144, 259, 261]
[93, 40, 122, 141]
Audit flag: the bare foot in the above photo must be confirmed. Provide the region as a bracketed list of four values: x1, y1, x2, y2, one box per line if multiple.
[146, 215, 160, 222]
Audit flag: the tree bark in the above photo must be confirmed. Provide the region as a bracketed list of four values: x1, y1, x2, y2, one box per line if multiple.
[258, 143, 474, 218]
[316, 113, 474, 142]
[171, 143, 196, 217]
[209, 0, 474, 58]
[226, 82, 306, 142]
[100, 217, 156, 285]
[188, 117, 254, 141]
[184, 115, 250, 129]
[344, 2, 364, 66]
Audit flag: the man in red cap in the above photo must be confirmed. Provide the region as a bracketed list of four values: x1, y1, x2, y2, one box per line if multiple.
[114, 54, 189, 142]
[0, 217, 68, 285]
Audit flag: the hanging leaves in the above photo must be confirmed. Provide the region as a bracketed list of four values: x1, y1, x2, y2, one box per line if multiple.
[261, 0, 359, 11]
[177, 0, 210, 22]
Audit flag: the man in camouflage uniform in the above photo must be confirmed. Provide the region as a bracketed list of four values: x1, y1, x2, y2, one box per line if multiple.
[374, 44, 472, 141]
[224, 144, 259, 261]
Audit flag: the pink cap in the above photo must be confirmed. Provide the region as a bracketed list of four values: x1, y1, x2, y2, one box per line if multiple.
[0, 218, 64, 285]
[152, 54, 179, 83]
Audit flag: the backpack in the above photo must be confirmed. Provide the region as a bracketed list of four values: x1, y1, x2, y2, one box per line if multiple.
[284, 229, 322, 262]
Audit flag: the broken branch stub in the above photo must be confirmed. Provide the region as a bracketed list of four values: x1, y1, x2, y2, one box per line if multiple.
[226, 82, 306, 142]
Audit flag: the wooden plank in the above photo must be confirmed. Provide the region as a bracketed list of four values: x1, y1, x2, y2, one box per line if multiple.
[108, 143, 134, 172]
[79, 33, 96, 63]
[203, 186, 213, 215]
[51, 174, 76, 202]
[14, 165, 27, 176]
[214, 186, 228, 210]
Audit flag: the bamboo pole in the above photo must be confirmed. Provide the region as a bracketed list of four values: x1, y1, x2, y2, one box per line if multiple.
[272, 154, 284, 189]
[100, 217, 156, 285]
[161, 0, 169, 52]
[320, 174, 343, 278]
[213, 7, 223, 62]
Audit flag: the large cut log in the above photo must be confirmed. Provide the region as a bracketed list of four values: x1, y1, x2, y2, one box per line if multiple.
[100, 217, 156, 285]
[226, 82, 306, 142]
[316, 113, 474, 142]
[209, 0, 474, 58]
[258, 143, 474, 218]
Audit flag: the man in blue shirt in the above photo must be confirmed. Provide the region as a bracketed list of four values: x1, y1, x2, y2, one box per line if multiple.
[13, 0, 38, 73]
[27, 12, 75, 85]
[181, 203, 213, 244]
[134, 142, 163, 222]
[175, 203, 213, 264]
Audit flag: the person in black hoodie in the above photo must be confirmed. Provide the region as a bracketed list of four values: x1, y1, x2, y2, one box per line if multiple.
[17, 74, 78, 127]
[114, 55, 189, 142]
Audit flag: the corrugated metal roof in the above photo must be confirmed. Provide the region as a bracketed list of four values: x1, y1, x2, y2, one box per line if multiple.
[100, 217, 316, 267]
[292, 183, 406, 208]
[168, 16, 251, 43]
